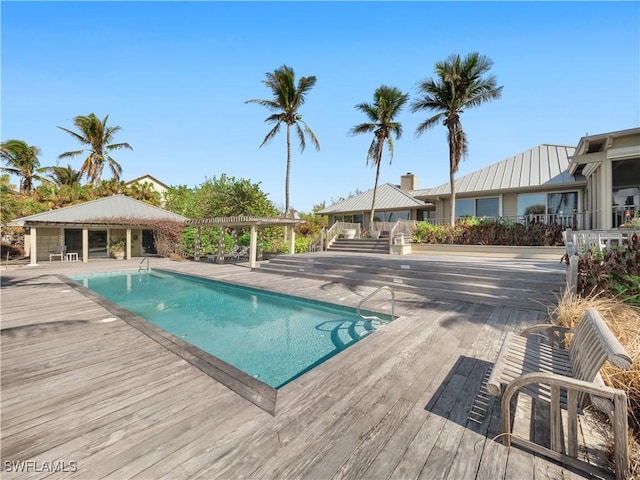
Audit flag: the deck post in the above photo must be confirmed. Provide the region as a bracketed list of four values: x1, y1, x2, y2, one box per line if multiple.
[82, 228, 89, 263]
[29, 227, 37, 265]
[126, 228, 132, 260]
[249, 224, 257, 269]
[289, 227, 295, 254]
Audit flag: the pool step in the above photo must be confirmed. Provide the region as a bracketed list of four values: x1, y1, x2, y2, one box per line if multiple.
[255, 253, 564, 311]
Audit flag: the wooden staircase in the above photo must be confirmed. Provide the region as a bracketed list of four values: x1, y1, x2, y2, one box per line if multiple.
[328, 232, 390, 254]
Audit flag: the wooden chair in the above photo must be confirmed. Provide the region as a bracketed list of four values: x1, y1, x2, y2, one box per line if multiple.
[487, 309, 633, 479]
[49, 245, 67, 262]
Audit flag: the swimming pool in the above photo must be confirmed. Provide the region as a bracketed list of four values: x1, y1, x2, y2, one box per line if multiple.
[69, 269, 391, 391]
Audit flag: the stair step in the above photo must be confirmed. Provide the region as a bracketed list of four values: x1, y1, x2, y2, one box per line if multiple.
[256, 265, 558, 310]
[255, 252, 565, 311]
[328, 238, 390, 255]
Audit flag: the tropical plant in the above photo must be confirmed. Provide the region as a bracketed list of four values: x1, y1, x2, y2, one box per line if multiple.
[125, 181, 161, 206]
[411, 52, 502, 226]
[0, 139, 46, 194]
[349, 85, 409, 230]
[246, 64, 320, 217]
[58, 113, 133, 185]
[44, 164, 83, 187]
[108, 236, 127, 253]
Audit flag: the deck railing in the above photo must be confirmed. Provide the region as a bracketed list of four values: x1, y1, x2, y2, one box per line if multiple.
[322, 222, 361, 250]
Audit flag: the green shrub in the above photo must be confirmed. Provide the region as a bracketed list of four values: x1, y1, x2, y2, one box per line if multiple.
[412, 219, 563, 246]
[0, 243, 25, 259]
[180, 227, 234, 255]
[578, 233, 640, 305]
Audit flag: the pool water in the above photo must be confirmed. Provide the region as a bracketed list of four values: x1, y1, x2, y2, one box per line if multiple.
[70, 269, 390, 388]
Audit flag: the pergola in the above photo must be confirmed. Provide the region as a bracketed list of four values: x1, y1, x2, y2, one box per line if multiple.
[186, 216, 305, 268]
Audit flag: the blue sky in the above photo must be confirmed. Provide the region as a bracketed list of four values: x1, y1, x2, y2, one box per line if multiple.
[2, 1, 639, 213]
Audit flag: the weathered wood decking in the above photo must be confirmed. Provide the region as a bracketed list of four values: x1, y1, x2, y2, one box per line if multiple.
[1, 256, 601, 479]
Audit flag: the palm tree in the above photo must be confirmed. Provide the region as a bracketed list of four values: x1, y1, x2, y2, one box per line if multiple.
[58, 113, 133, 185]
[44, 164, 83, 187]
[0, 139, 46, 194]
[349, 85, 409, 232]
[246, 65, 320, 217]
[411, 52, 502, 226]
[126, 181, 161, 206]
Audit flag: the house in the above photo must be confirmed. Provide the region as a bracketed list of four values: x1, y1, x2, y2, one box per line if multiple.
[125, 174, 170, 198]
[568, 128, 640, 229]
[9, 195, 188, 264]
[319, 180, 431, 225]
[321, 128, 640, 231]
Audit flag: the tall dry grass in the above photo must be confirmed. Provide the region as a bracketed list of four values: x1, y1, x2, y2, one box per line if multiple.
[550, 291, 640, 477]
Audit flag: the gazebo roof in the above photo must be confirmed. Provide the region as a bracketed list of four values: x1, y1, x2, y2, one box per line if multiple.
[8, 194, 188, 227]
[186, 216, 304, 227]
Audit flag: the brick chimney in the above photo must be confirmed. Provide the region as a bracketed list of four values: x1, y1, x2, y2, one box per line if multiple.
[400, 173, 418, 191]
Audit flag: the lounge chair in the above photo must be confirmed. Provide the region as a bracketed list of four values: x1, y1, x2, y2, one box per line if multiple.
[223, 245, 249, 262]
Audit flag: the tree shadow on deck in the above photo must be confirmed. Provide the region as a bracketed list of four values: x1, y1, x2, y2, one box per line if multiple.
[426, 355, 611, 479]
[424, 355, 497, 435]
[1, 319, 94, 339]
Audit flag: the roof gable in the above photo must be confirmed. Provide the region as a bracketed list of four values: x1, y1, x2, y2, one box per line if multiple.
[125, 174, 170, 191]
[320, 183, 425, 214]
[9, 194, 187, 226]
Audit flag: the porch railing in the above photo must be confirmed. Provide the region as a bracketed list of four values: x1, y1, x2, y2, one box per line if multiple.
[321, 222, 361, 251]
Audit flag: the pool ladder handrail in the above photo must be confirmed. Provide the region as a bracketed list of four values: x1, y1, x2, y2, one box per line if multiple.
[356, 286, 395, 324]
[138, 256, 150, 273]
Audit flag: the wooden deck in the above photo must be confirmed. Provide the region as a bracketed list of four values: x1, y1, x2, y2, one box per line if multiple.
[1, 256, 602, 479]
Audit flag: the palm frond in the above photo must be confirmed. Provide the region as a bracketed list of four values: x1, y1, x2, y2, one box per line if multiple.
[260, 123, 281, 147]
[58, 149, 85, 159]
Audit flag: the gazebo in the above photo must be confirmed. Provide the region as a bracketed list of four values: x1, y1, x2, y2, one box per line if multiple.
[186, 216, 305, 268]
[9, 195, 305, 267]
[9, 195, 188, 265]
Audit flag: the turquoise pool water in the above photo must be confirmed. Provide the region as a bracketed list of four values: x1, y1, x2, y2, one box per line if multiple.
[70, 269, 389, 388]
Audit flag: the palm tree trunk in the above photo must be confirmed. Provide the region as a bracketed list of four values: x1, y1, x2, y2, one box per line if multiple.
[285, 124, 291, 217]
[284, 124, 292, 242]
[449, 169, 456, 227]
[370, 148, 383, 231]
[448, 126, 458, 227]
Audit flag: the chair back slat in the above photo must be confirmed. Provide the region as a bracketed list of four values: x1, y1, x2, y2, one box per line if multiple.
[569, 309, 632, 382]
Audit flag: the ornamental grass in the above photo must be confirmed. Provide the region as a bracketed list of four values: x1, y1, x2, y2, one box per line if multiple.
[550, 290, 640, 477]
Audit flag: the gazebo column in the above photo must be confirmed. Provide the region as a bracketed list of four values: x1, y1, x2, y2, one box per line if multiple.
[194, 226, 201, 261]
[82, 228, 89, 263]
[288, 227, 296, 254]
[249, 224, 257, 269]
[216, 226, 225, 264]
[29, 227, 38, 266]
[126, 228, 132, 260]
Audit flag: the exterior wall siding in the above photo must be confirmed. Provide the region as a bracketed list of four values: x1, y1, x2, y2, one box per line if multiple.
[502, 193, 517, 219]
[37, 227, 63, 261]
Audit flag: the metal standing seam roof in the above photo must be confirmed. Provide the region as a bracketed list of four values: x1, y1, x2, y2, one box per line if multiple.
[8, 194, 188, 226]
[410, 144, 579, 198]
[319, 183, 426, 214]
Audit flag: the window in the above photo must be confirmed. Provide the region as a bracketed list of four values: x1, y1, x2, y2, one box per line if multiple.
[517, 193, 546, 218]
[456, 199, 475, 219]
[476, 197, 500, 218]
[547, 192, 577, 216]
[517, 192, 578, 222]
[335, 214, 363, 225]
[455, 197, 499, 220]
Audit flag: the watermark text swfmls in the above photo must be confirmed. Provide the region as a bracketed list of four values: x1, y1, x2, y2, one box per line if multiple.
[4, 460, 78, 473]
